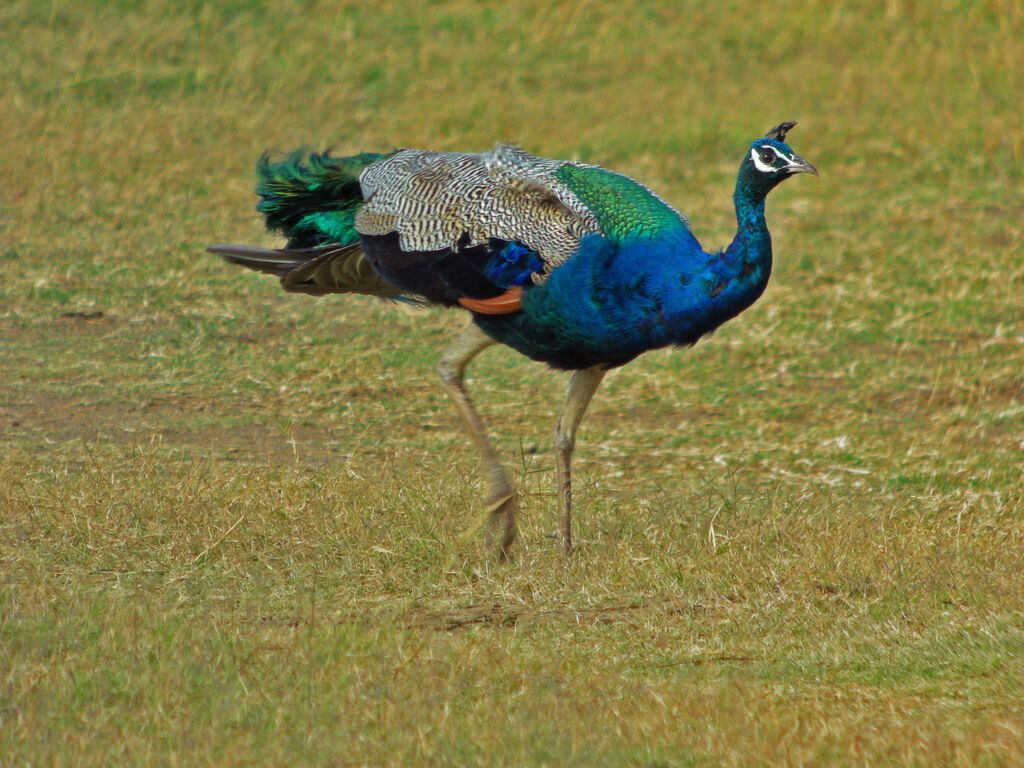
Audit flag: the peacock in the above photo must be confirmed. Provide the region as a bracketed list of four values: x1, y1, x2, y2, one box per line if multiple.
[209, 122, 816, 557]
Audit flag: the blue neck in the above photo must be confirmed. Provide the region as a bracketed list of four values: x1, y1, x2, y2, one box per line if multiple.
[662, 180, 772, 328]
[639, 177, 774, 349]
[725, 182, 772, 285]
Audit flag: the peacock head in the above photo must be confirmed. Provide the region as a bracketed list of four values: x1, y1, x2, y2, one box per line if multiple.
[740, 121, 818, 195]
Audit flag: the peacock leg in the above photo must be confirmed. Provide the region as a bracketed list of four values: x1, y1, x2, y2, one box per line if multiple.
[438, 322, 516, 558]
[552, 366, 606, 554]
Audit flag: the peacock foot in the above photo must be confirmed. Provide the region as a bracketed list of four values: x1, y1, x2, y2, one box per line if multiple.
[484, 488, 518, 560]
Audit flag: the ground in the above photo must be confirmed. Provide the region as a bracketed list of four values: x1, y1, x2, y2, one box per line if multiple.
[2, 1, 1023, 765]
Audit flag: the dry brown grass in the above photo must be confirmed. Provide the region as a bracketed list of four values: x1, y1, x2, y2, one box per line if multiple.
[3, 0, 1024, 765]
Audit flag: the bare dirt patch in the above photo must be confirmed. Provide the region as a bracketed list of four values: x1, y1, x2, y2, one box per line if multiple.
[0, 385, 342, 465]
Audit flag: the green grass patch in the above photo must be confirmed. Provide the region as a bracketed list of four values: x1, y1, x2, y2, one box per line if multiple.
[3, 0, 1024, 765]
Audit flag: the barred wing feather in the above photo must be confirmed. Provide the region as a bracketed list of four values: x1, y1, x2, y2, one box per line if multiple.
[355, 146, 602, 284]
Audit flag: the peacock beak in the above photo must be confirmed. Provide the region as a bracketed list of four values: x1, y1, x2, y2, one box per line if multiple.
[787, 154, 818, 176]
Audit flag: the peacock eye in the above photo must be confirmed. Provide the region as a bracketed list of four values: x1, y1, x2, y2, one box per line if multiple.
[759, 150, 775, 164]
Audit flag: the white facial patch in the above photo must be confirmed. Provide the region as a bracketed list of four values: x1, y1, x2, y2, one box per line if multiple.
[750, 146, 780, 174]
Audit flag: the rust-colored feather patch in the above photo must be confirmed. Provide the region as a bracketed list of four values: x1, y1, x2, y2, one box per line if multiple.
[457, 287, 523, 315]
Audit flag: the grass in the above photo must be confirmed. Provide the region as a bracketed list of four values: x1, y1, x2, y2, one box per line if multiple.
[3, 0, 1024, 764]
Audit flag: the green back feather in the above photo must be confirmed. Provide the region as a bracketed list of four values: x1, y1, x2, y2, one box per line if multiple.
[256, 150, 394, 248]
[554, 164, 685, 241]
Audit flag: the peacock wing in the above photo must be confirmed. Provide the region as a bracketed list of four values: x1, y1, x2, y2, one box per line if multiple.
[353, 146, 604, 302]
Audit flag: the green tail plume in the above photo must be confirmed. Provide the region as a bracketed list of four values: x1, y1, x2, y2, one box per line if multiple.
[256, 150, 394, 248]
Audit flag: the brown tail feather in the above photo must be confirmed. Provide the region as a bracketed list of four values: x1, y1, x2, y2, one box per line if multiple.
[208, 242, 404, 298]
[207, 243, 338, 279]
